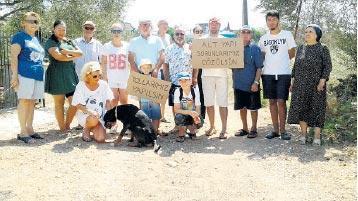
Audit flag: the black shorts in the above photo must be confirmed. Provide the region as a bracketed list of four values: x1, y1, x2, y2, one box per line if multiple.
[168, 84, 180, 106]
[234, 89, 261, 110]
[262, 75, 291, 100]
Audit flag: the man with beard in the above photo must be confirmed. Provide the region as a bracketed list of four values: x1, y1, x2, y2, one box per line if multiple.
[259, 10, 297, 140]
[163, 26, 198, 134]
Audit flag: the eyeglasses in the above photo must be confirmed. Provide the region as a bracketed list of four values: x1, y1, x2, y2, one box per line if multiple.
[175, 32, 185, 36]
[111, 30, 122, 34]
[84, 26, 95, 30]
[25, 20, 39, 25]
[194, 30, 203, 34]
[241, 31, 251, 34]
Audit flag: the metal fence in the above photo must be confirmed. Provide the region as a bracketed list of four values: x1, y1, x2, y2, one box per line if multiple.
[0, 31, 48, 110]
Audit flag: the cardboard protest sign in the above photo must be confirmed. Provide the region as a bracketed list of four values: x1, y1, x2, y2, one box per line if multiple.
[127, 72, 171, 104]
[191, 38, 244, 68]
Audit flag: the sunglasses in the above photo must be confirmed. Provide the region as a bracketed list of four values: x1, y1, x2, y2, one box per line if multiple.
[25, 20, 39, 25]
[241, 31, 251, 34]
[111, 30, 122, 34]
[195, 30, 203, 34]
[91, 74, 101, 79]
[84, 26, 95, 30]
[175, 32, 185, 36]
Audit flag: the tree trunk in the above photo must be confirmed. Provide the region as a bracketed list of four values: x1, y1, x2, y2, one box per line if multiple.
[294, 0, 304, 39]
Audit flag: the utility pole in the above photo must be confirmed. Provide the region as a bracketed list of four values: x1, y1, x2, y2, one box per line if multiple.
[242, 0, 248, 25]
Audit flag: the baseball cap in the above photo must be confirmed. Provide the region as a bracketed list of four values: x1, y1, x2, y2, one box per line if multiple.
[177, 72, 191, 80]
[240, 25, 252, 31]
[83, 20, 96, 27]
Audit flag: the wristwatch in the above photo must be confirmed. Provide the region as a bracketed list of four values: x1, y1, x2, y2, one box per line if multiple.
[254, 80, 260, 85]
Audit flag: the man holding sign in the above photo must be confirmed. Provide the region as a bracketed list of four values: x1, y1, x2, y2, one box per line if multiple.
[201, 17, 228, 139]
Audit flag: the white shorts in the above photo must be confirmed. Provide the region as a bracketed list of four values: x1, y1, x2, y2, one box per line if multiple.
[202, 76, 228, 107]
[76, 111, 104, 127]
[17, 75, 44, 99]
[108, 80, 127, 89]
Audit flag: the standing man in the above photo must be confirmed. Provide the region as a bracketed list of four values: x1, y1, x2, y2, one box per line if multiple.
[163, 26, 198, 134]
[74, 21, 103, 77]
[259, 10, 297, 140]
[157, 19, 172, 123]
[233, 25, 263, 139]
[128, 19, 165, 134]
[128, 19, 164, 77]
[201, 17, 228, 139]
[192, 25, 205, 120]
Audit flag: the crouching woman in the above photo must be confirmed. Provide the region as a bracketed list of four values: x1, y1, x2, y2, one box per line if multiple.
[72, 61, 114, 142]
[173, 72, 202, 142]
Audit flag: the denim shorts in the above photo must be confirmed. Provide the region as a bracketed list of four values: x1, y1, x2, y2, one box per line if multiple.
[140, 100, 161, 120]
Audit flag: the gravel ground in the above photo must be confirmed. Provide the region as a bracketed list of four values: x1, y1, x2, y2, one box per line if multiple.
[0, 100, 356, 201]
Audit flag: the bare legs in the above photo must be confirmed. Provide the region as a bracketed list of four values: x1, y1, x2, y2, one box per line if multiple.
[17, 99, 36, 136]
[53, 95, 77, 132]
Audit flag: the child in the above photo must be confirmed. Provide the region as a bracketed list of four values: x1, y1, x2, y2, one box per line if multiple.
[138, 59, 161, 135]
[173, 72, 202, 142]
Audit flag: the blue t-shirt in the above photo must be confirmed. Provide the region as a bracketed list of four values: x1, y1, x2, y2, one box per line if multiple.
[11, 31, 45, 81]
[232, 44, 263, 92]
[128, 35, 164, 69]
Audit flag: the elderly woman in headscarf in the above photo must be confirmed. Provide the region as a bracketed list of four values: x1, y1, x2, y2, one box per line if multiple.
[287, 24, 332, 146]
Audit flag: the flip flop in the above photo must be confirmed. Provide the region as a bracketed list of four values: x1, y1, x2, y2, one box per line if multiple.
[188, 133, 197, 140]
[235, 129, 248, 137]
[30, 133, 44, 139]
[82, 135, 92, 142]
[219, 132, 228, 139]
[176, 136, 185, 143]
[17, 135, 36, 144]
[205, 128, 217, 136]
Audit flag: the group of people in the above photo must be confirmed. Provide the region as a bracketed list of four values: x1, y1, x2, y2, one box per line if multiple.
[10, 10, 332, 146]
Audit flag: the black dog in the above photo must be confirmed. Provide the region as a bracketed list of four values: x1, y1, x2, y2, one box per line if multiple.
[103, 104, 161, 152]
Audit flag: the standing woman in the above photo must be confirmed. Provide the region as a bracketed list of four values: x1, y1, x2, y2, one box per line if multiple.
[288, 24, 332, 145]
[10, 12, 45, 143]
[44, 20, 83, 132]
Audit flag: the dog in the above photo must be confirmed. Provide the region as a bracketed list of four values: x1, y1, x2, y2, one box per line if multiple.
[103, 104, 161, 153]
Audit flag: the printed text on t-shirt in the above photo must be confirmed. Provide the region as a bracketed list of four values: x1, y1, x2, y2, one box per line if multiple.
[109, 54, 126, 69]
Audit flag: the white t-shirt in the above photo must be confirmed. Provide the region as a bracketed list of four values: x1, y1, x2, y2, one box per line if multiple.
[173, 86, 200, 111]
[102, 41, 130, 83]
[201, 34, 228, 78]
[259, 30, 297, 75]
[72, 80, 114, 123]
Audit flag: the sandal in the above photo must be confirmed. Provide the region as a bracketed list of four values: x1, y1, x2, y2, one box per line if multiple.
[188, 133, 197, 140]
[247, 130, 257, 138]
[30, 133, 44, 139]
[82, 135, 92, 142]
[176, 136, 185, 143]
[235, 129, 249, 137]
[17, 135, 36, 144]
[205, 128, 217, 136]
[219, 132, 228, 139]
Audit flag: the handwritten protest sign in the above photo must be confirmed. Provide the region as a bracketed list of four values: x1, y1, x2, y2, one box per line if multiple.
[127, 72, 171, 104]
[191, 38, 244, 68]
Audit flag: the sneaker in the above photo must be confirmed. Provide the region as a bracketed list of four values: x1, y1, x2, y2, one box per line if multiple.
[265, 132, 280, 139]
[313, 139, 321, 146]
[280, 132, 291, 140]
